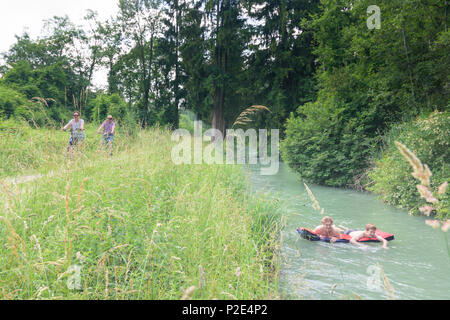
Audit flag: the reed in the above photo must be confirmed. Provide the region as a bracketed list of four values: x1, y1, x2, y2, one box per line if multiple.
[377, 263, 395, 300]
[232, 105, 270, 128]
[395, 141, 449, 261]
[303, 183, 324, 214]
[395, 141, 448, 231]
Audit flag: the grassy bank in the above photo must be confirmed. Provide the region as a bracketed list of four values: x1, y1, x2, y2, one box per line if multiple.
[0, 122, 281, 299]
[0, 120, 138, 179]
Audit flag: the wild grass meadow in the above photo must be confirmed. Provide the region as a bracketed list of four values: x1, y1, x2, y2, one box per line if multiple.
[0, 122, 281, 299]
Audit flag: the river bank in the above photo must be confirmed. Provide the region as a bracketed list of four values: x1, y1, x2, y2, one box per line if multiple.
[0, 123, 281, 299]
[247, 162, 450, 300]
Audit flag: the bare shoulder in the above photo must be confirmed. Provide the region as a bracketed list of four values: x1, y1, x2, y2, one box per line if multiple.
[333, 226, 343, 233]
[313, 226, 323, 233]
[350, 230, 364, 239]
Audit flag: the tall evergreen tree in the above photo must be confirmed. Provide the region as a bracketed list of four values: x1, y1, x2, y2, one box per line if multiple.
[241, 0, 320, 132]
[117, 0, 162, 125]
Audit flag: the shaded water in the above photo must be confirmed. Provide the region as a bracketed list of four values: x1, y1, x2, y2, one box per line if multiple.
[248, 162, 450, 300]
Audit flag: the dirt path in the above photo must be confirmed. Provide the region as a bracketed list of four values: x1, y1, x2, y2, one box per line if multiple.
[2, 171, 55, 186]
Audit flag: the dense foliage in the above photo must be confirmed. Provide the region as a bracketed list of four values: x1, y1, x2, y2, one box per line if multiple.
[0, 0, 448, 198]
[0, 0, 321, 131]
[0, 85, 27, 119]
[281, 0, 449, 187]
[368, 111, 449, 214]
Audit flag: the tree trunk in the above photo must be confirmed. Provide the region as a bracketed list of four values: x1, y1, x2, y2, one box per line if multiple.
[87, 56, 97, 86]
[107, 59, 117, 94]
[401, 24, 415, 99]
[212, 0, 226, 141]
[141, 32, 154, 126]
[212, 85, 225, 141]
[173, 0, 180, 129]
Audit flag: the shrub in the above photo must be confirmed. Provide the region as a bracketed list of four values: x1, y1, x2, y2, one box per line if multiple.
[368, 111, 450, 213]
[0, 85, 27, 119]
[91, 93, 128, 123]
[281, 97, 377, 187]
[0, 84, 66, 127]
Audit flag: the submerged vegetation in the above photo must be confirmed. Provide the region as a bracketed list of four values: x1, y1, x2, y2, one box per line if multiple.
[0, 122, 281, 299]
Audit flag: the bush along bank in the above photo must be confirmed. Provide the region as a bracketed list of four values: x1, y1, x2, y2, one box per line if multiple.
[368, 111, 449, 214]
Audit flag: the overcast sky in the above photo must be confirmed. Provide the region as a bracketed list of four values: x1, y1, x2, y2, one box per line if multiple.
[0, 0, 120, 87]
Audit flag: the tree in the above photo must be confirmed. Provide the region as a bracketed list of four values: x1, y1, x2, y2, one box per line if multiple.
[206, 0, 247, 136]
[117, 0, 163, 125]
[178, 1, 211, 122]
[239, 0, 320, 133]
[157, 0, 188, 129]
[281, 0, 450, 188]
[95, 16, 124, 94]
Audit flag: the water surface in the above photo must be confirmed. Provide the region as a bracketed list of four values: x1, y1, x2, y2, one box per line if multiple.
[248, 162, 450, 300]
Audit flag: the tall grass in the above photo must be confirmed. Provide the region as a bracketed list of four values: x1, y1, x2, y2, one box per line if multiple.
[0, 120, 136, 179]
[0, 121, 281, 299]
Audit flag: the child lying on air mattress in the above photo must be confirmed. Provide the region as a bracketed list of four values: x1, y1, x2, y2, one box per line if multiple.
[298, 222, 393, 249]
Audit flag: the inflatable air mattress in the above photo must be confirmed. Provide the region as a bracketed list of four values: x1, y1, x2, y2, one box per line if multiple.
[297, 227, 394, 243]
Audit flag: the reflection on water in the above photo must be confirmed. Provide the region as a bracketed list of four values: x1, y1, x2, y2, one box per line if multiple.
[247, 162, 450, 300]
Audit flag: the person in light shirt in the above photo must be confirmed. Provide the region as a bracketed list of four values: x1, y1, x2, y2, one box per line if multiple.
[97, 115, 116, 155]
[62, 111, 85, 151]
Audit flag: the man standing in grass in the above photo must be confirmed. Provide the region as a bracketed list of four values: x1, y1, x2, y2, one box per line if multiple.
[97, 115, 116, 155]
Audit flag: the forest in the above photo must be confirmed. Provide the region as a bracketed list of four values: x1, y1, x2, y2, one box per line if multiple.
[1, 0, 448, 213]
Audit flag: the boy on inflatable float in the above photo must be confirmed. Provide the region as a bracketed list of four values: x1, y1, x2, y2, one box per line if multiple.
[313, 216, 342, 243]
[313, 217, 389, 249]
[345, 224, 389, 249]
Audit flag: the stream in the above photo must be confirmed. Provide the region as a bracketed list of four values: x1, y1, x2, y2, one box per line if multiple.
[248, 162, 450, 300]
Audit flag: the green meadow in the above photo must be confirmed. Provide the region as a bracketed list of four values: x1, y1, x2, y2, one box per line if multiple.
[0, 122, 281, 299]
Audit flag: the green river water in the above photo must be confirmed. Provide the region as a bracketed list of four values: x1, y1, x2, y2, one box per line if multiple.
[248, 162, 450, 300]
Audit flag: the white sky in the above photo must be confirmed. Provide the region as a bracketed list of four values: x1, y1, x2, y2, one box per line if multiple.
[0, 0, 120, 88]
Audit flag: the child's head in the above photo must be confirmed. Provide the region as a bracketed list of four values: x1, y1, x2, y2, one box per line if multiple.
[321, 216, 334, 228]
[365, 224, 377, 237]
